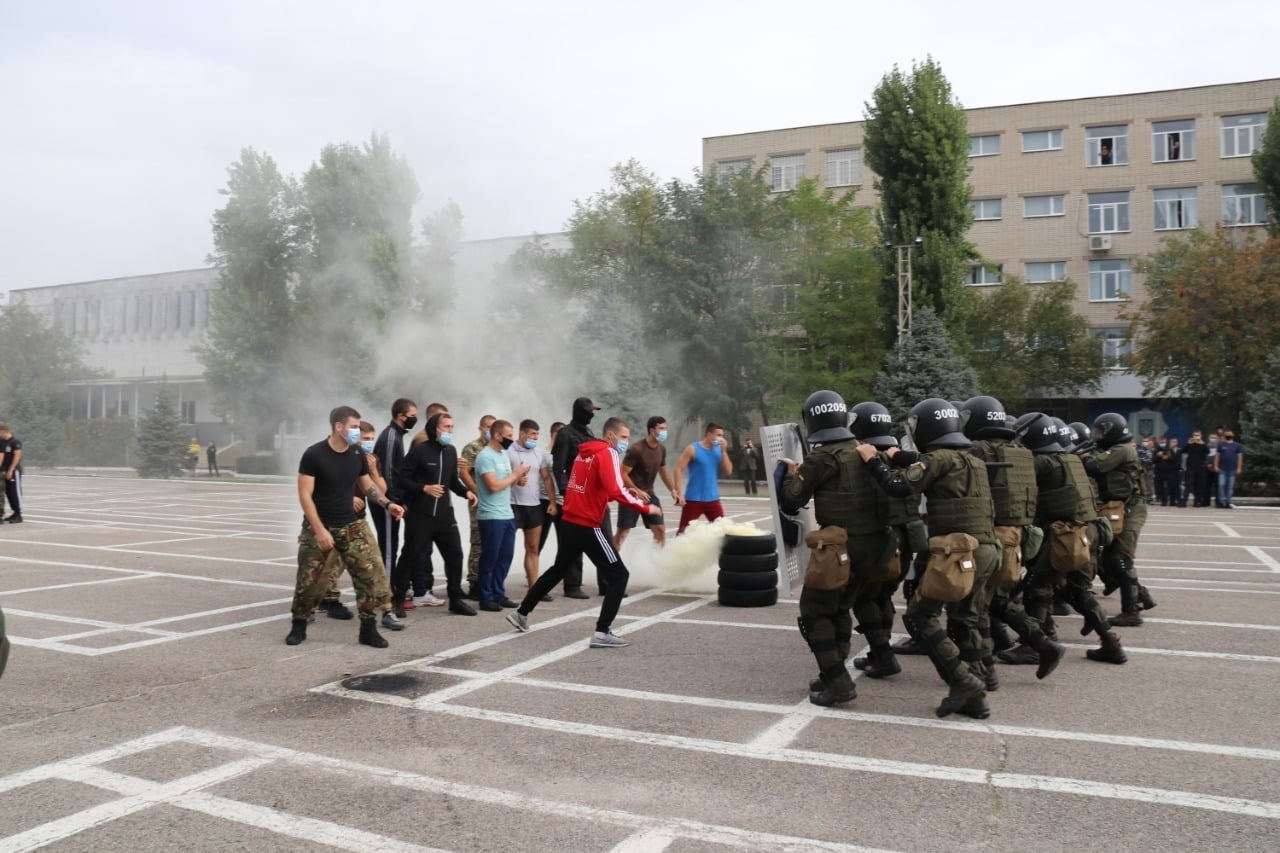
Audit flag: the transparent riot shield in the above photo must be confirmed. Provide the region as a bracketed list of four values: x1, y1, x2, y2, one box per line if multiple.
[760, 423, 814, 593]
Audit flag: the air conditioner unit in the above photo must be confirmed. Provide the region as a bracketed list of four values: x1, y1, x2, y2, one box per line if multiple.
[1089, 235, 1112, 252]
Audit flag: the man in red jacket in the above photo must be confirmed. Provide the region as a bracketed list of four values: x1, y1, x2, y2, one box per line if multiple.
[506, 416, 660, 648]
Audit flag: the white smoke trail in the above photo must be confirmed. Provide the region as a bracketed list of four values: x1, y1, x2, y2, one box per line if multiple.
[617, 516, 770, 594]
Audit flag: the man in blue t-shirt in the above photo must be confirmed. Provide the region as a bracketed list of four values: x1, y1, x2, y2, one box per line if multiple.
[474, 419, 530, 611]
[1212, 430, 1244, 509]
[673, 422, 733, 534]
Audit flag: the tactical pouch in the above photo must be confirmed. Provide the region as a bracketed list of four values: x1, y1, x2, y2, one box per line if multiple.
[865, 530, 901, 582]
[1021, 524, 1045, 564]
[920, 533, 979, 602]
[991, 525, 1023, 588]
[1099, 500, 1126, 535]
[803, 526, 851, 590]
[1048, 520, 1092, 573]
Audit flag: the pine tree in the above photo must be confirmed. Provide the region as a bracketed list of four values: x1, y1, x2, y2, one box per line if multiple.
[1244, 348, 1280, 487]
[873, 306, 979, 425]
[135, 387, 190, 478]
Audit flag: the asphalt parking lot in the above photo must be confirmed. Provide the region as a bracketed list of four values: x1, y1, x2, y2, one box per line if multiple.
[1, 473, 1278, 851]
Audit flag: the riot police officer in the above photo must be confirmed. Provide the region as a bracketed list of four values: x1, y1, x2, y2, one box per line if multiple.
[1012, 413, 1127, 664]
[847, 401, 918, 679]
[856, 398, 993, 718]
[1083, 413, 1156, 626]
[781, 391, 897, 707]
[960, 397, 1064, 688]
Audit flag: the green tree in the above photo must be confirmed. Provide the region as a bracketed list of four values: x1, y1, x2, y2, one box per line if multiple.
[1243, 348, 1280, 486]
[1252, 97, 1280, 238]
[196, 148, 303, 450]
[873, 306, 979, 425]
[135, 387, 191, 478]
[769, 178, 885, 419]
[292, 133, 420, 402]
[962, 277, 1105, 409]
[1127, 228, 1280, 424]
[0, 301, 97, 464]
[863, 57, 976, 333]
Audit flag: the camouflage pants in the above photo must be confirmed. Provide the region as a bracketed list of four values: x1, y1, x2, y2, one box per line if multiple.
[904, 541, 998, 684]
[466, 503, 481, 586]
[292, 520, 382, 621]
[319, 519, 392, 610]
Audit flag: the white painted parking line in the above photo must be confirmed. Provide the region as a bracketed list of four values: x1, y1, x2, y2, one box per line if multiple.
[1244, 545, 1280, 572]
[1214, 522, 1243, 538]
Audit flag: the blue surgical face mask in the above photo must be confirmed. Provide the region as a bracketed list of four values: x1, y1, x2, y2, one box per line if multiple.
[523, 438, 537, 450]
[438, 432, 454, 446]
[359, 439, 375, 453]
[712, 436, 724, 447]
[483, 429, 491, 441]
[345, 427, 361, 446]
[615, 440, 629, 454]
[656, 430, 668, 443]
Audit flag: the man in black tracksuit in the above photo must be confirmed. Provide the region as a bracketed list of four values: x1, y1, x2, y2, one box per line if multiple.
[391, 412, 476, 617]
[551, 396, 610, 599]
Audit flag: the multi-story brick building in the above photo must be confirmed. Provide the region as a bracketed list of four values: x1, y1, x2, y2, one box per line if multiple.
[703, 78, 1278, 433]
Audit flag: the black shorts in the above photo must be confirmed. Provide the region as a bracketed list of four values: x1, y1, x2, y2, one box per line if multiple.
[513, 502, 547, 531]
[617, 492, 661, 529]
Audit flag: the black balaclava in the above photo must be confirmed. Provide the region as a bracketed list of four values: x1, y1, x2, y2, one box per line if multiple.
[572, 397, 596, 427]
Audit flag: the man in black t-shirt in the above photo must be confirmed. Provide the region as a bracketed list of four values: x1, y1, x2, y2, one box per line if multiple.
[0, 424, 22, 523]
[286, 405, 405, 648]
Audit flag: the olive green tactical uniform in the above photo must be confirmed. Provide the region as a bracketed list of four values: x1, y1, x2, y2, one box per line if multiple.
[461, 436, 487, 588]
[1025, 452, 1115, 638]
[782, 441, 895, 696]
[871, 449, 999, 686]
[851, 480, 922, 653]
[1084, 442, 1148, 615]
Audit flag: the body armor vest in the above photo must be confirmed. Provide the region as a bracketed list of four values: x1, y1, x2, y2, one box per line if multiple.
[811, 443, 887, 535]
[924, 451, 995, 543]
[979, 440, 1037, 526]
[1039, 454, 1096, 522]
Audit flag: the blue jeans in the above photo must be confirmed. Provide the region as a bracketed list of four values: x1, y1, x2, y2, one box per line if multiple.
[477, 518, 517, 603]
[1218, 470, 1238, 506]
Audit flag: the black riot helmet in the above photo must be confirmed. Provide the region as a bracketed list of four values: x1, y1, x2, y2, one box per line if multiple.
[1068, 422, 1091, 448]
[907, 398, 970, 449]
[1050, 417, 1075, 452]
[1093, 412, 1133, 448]
[801, 390, 854, 445]
[849, 401, 897, 449]
[961, 395, 1015, 441]
[1013, 412, 1066, 454]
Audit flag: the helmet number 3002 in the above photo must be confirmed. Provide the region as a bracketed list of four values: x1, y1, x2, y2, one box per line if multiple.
[935, 408, 959, 419]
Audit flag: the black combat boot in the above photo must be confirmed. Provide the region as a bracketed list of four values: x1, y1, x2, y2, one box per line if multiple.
[890, 636, 927, 655]
[1086, 631, 1127, 664]
[809, 667, 856, 707]
[853, 647, 902, 679]
[1035, 638, 1065, 680]
[990, 621, 1015, 653]
[937, 672, 985, 718]
[285, 619, 307, 646]
[324, 600, 354, 620]
[1109, 585, 1143, 626]
[998, 643, 1039, 665]
[958, 693, 991, 719]
[1138, 585, 1158, 611]
[358, 619, 388, 648]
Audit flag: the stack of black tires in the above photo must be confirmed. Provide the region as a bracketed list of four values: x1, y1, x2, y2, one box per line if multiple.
[717, 531, 779, 607]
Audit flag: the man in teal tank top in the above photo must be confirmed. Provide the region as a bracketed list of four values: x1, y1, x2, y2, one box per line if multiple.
[673, 423, 734, 533]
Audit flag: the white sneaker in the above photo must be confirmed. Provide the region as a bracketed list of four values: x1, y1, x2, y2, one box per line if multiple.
[420, 592, 446, 607]
[589, 631, 630, 648]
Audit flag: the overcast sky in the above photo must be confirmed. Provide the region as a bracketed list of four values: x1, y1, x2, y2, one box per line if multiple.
[2, 0, 1277, 297]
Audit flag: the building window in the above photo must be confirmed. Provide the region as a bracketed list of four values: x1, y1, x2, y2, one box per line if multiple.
[1221, 113, 1266, 158]
[1222, 182, 1269, 226]
[1088, 191, 1131, 233]
[186, 291, 197, 329]
[1025, 261, 1068, 283]
[200, 290, 211, 328]
[1093, 327, 1132, 369]
[770, 154, 805, 192]
[1154, 186, 1198, 230]
[1021, 129, 1063, 152]
[825, 149, 862, 187]
[715, 159, 751, 181]
[1086, 125, 1128, 166]
[971, 198, 1002, 221]
[1089, 259, 1131, 301]
[969, 134, 1000, 157]
[174, 293, 183, 330]
[1153, 119, 1195, 162]
[1023, 194, 1066, 218]
[966, 263, 1003, 286]
[181, 400, 197, 425]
